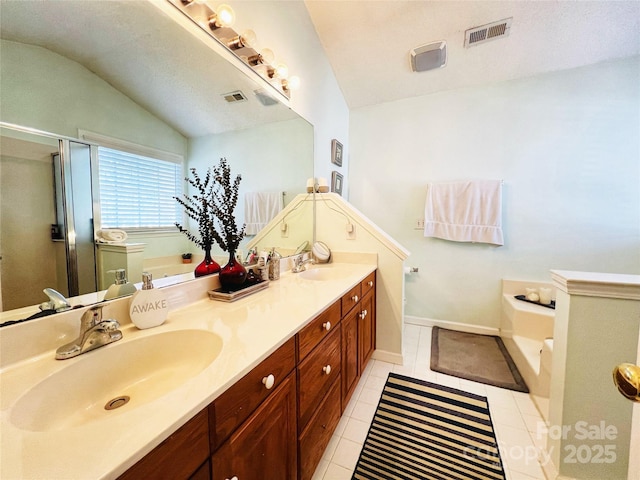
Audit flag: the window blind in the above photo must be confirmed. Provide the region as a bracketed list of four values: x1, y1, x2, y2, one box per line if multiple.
[98, 147, 183, 229]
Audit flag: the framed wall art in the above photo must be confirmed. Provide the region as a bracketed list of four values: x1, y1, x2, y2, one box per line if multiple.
[331, 171, 343, 196]
[331, 139, 343, 167]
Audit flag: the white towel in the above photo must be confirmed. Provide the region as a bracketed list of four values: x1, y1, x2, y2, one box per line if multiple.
[424, 180, 504, 245]
[96, 229, 128, 244]
[244, 192, 283, 235]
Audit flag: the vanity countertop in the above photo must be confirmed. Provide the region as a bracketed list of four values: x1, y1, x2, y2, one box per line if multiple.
[0, 261, 376, 480]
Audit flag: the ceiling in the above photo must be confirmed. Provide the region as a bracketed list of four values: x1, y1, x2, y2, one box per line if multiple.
[305, 0, 640, 109]
[1, 0, 638, 135]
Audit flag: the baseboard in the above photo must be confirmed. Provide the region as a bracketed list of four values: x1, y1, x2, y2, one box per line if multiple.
[372, 349, 403, 365]
[404, 315, 500, 336]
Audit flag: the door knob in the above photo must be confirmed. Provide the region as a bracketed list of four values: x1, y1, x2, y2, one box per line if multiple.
[612, 363, 640, 402]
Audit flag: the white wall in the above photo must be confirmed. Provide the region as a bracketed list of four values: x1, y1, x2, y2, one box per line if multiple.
[0, 40, 186, 155]
[187, 118, 314, 257]
[349, 56, 640, 329]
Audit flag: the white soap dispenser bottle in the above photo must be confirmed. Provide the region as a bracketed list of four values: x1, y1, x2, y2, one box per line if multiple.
[103, 268, 137, 300]
[129, 272, 168, 329]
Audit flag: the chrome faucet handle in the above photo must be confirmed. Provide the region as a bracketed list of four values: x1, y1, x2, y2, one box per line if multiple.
[80, 304, 104, 333]
[39, 288, 72, 312]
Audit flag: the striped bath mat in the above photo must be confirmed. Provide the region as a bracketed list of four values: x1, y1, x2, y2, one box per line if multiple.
[352, 373, 505, 480]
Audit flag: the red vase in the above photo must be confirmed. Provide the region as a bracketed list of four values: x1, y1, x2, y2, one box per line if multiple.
[194, 246, 220, 277]
[219, 251, 247, 289]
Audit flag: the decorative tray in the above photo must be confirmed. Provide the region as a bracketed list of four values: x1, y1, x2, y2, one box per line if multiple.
[208, 280, 268, 302]
[514, 295, 555, 310]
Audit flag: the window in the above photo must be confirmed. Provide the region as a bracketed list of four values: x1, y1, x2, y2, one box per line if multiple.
[80, 131, 184, 231]
[98, 147, 183, 229]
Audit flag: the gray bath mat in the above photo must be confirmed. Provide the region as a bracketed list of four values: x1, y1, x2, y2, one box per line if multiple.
[430, 327, 529, 393]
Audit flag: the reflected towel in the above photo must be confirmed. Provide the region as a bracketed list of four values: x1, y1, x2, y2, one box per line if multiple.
[424, 180, 504, 245]
[96, 229, 128, 243]
[244, 192, 283, 235]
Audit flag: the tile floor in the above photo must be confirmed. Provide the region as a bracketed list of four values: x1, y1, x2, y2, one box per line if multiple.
[312, 323, 550, 480]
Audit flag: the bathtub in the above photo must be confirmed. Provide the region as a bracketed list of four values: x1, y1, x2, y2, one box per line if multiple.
[500, 279, 555, 420]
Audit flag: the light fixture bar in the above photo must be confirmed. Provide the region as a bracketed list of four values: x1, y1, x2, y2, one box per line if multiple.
[167, 0, 294, 100]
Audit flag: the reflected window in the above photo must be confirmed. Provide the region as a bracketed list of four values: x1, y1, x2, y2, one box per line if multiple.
[98, 147, 183, 230]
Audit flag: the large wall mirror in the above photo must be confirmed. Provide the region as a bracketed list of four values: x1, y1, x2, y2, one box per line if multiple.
[0, 0, 314, 322]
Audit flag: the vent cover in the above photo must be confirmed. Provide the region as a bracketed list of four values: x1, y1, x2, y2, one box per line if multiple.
[410, 41, 447, 72]
[222, 90, 247, 103]
[464, 17, 512, 48]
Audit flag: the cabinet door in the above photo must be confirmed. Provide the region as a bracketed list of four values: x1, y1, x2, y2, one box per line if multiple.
[118, 409, 209, 480]
[359, 291, 375, 370]
[212, 373, 297, 480]
[298, 377, 342, 480]
[341, 309, 359, 411]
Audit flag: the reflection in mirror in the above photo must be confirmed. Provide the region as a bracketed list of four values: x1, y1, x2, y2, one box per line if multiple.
[0, 0, 314, 323]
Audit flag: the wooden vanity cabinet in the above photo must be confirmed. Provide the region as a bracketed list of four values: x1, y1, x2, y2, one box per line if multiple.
[359, 272, 376, 368]
[341, 271, 376, 410]
[211, 372, 297, 480]
[118, 409, 210, 480]
[296, 301, 342, 480]
[209, 337, 296, 449]
[209, 338, 297, 479]
[119, 269, 376, 480]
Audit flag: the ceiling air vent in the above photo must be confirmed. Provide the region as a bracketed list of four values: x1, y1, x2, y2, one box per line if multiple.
[464, 17, 512, 48]
[222, 90, 248, 103]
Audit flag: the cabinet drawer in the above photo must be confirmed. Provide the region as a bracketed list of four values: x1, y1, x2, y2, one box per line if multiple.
[341, 284, 362, 317]
[118, 409, 209, 480]
[297, 301, 341, 361]
[212, 373, 297, 480]
[361, 271, 375, 298]
[210, 337, 295, 449]
[297, 326, 341, 430]
[298, 376, 342, 480]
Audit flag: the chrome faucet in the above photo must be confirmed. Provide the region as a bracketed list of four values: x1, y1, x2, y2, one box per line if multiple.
[39, 288, 72, 313]
[55, 304, 122, 360]
[292, 255, 315, 273]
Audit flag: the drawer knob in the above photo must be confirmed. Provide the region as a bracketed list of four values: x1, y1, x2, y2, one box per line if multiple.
[352, 295, 359, 302]
[262, 374, 275, 390]
[360, 309, 368, 319]
[323, 365, 332, 375]
[322, 321, 331, 331]
[368, 281, 373, 287]
[226, 477, 238, 480]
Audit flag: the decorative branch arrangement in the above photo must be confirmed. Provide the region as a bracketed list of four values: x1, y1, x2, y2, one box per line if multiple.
[174, 158, 245, 253]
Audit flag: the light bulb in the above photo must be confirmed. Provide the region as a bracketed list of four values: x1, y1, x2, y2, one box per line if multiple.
[287, 75, 301, 90]
[240, 29, 257, 48]
[208, 4, 235, 29]
[275, 63, 289, 79]
[227, 29, 257, 50]
[260, 48, 275, 65]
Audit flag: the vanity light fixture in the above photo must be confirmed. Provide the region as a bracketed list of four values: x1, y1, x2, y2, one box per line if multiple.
[208, 4, 235, 29]
[169, 0, 297, 99]
[227, 29, 257, 50]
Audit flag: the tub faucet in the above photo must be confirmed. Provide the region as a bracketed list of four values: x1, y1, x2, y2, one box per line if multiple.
[292, 255, 315, 273]
[55, 304, 122, 360]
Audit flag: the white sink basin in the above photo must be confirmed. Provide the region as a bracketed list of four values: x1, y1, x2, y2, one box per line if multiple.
[298, 265, 351, 281]
[10, 329, 222, 432]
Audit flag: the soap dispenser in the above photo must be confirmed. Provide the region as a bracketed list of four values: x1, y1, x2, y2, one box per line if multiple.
[129, 272, 168, 329]
[103, 269, 137, 300]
